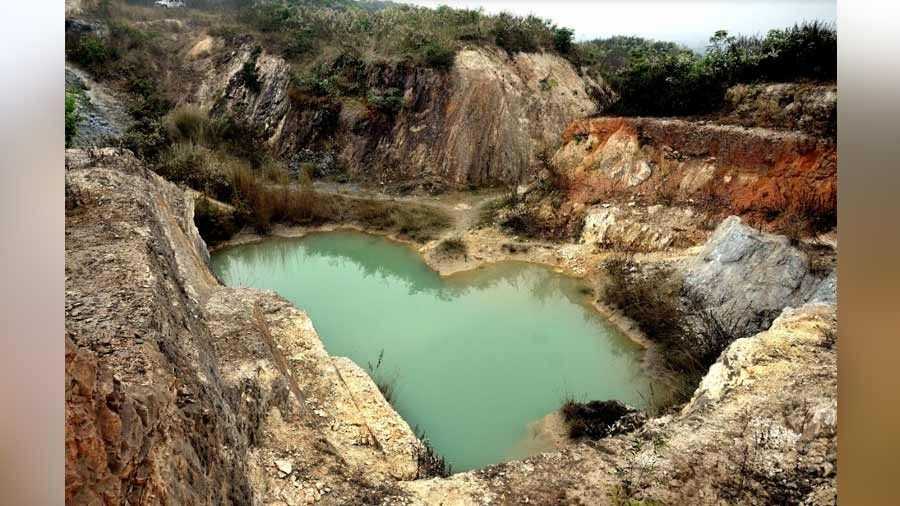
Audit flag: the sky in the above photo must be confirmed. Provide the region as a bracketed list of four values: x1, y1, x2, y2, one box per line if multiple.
[393, 1, 836, 51]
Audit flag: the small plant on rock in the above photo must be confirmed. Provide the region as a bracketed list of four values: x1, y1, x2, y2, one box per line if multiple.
[436, 236, 467, 258]
[413, 426, 452, 478]
[366, 349, 397, 404]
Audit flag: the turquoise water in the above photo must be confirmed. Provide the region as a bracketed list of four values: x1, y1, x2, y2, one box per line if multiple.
[210, 231, 655, 471]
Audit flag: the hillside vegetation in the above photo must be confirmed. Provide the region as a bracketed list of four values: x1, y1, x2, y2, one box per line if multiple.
[587, 22, 836, 115]
[65, 1, 835, 241]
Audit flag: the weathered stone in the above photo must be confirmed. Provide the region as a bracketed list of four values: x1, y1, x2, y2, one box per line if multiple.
[581, 204, 702, 252]
[682, 216, 824, 338]
[275, 459, 293, 476]
[65, 149, 421, 504]
[200, 44, 611, 189]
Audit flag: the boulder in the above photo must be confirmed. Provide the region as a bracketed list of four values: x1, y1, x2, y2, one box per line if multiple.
[682, 216, 824, 338]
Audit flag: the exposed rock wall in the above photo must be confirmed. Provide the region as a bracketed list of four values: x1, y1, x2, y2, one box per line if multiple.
[580, 204, 705, 252]
[195, 43, 605, 190]
[552, 117, 836, 229]
[66, 65, 132, 148]
[65, 149, 421, 504]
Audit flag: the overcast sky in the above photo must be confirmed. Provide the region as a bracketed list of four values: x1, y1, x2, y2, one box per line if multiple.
[393, 1, 836, 51]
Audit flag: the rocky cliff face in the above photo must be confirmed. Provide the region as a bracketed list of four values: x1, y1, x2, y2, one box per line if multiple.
[552, 116, 836, 230]
[65, 149, 421, 504]
[66, 149, 836, 504]
[190, 41, 607, 190]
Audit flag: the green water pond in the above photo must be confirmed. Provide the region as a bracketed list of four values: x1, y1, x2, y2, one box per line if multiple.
[210, 231, 656, 471]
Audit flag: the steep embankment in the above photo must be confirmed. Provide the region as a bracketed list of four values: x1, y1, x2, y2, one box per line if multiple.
[66, 149, 836, 505]
[65, 149, 422, 504]
[186, 39, 608, 190]
[552, 115, 836, 231]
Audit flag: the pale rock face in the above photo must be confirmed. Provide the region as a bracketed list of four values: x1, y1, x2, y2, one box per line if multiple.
[590, 129, 652, 187]
[581, 204, 701, 252]
[682, 216, 830, 338]
[198, 44, 607, 189]
[65, 149, 421, 505]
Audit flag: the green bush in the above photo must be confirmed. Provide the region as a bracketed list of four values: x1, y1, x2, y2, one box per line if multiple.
[241, 46, 263, 94]
[367, 87, 403, 114]
[553, 27, 574, 54]
[422, 41, 455, 69]
[603, 22, 837, 116]
[491, 13, 539, 55]
[69, 34, 114, 69]
[65, 92, 80, 148]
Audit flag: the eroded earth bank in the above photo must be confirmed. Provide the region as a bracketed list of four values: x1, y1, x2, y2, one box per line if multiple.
[66, 143, 835, 505]
[65, 4, 837, 504]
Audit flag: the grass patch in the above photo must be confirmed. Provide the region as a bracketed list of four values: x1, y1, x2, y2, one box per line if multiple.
[413, 427, 452, 478]
[366, 349, 396, 405]
[602, 257, 740, 405]
[476, 190, 519, 229]
[435, 236, 467, 258]
[770, 187, 837, 245]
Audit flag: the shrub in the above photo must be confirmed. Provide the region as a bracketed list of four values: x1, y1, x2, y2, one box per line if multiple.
[603, 22, 836, 116]
[122, 118, 168, 160]
[164, 105, 208, 144]
[194, 196, 239, 245]
[553, 27, 574, 54]
[241, 46, 263, 94]
[414, 427, 452, 478]
[491, 13, 540, 55]
[366, 87, 403, 114]
[435, 236, 467, 258]
[560, 399, 638, 439]
[157, 142, 212, 186]
[65, 92, 80, 148]
[422, 41, 455, 69]
[766, 186, 837, 244]
[69, 34, 114, 70]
